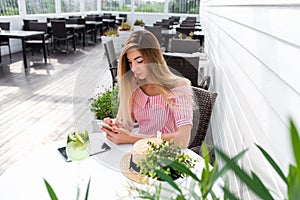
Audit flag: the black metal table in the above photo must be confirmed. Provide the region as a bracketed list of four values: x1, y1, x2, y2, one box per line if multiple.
[0, 30, 47, 71]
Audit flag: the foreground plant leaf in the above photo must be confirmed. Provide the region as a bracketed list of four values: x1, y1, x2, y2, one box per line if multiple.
[43, 178, 59, 200]
[216, 149, 274, 200]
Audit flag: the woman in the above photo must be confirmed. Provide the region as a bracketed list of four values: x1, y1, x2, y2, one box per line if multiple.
[102, 30, 194, 148]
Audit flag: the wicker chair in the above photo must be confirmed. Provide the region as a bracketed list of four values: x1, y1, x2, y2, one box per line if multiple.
[164, 54, 199, 86]
[0, 22, 12, 61]
[104, 39, 118, 87]
[25, 22, 50, 56]
[51, 20, 76, 52]
[170, 38, 200, 53]
[188, 86, 217, 156]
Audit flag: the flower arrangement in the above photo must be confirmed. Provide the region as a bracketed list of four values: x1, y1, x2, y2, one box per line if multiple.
[103, 28, 119, 37]
[137, 140, 196, 181]
[119, 22, 132, 31]
[134, 19, 145, 27]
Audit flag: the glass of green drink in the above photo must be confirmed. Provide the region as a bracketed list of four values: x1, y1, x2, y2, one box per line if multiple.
[66, 130, 90, 162]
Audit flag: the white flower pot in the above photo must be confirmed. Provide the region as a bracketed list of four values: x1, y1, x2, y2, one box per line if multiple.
[92, 119, 102, 133]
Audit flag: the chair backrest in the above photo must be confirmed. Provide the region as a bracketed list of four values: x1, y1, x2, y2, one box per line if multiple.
[0, 22, 10, 30]
[119, 14, 127, 22]
[66, 18, 78, 24]
[144, 26, 164, 46]
[29, 22, 48, 32]
[104, 39, 118, 86]
[51, 20, 68, 39]
[0, 22, 10, 43]
[28, 22, 48, 40]
[85, 16, 96, 21]
[163, 54, 199, 86]
[188, 86, 218, 149]
[170, 38, 200, 53]
[23, 19, 38, 30]
[199, 75, 211, 90]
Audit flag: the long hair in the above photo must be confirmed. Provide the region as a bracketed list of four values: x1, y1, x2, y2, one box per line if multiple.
[116, 30, 193, 129]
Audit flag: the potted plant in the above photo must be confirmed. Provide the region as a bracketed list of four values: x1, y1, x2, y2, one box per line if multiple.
[134, 19, 145, 27]
[127, 119, 300, 200]
[102, 28, 119, 37]
[137, 140, 195, 181]
[89, 86, 119, 132]
[119, 22, 132, 31]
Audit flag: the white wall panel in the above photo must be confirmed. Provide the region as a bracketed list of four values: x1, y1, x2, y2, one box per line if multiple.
[201, 0, 300, 198]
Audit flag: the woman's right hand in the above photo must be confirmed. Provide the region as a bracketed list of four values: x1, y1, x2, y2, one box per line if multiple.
[103, 117, 115, 127]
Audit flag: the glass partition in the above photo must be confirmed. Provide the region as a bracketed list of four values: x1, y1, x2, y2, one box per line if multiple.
[26, 0, 55, 14]
[61, 0, 80, 13]
[85, 0, 98, 12]
[0, 0, 19, 16]
[169, 0, 199, 14]
[135, 0, 164, 13]
[101, 0, 131, 12]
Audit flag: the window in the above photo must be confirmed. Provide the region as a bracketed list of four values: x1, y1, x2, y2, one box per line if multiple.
[26, 0, 55, 14]
[169, 0, 199, 14]
[101, 0, 131, 12]
[0, 0, 19, 16]
[85, 0, 97, 11]
[135, 0, 164, 13]
[61, 0, 80, 13]
[101, 0, 200, 14]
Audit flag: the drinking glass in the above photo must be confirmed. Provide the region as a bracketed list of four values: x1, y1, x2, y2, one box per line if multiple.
[66, 130, 90, 198]
[66, 130, 90, 162]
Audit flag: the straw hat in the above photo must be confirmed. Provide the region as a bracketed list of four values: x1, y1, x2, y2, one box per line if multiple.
[119, 138, 162, 184]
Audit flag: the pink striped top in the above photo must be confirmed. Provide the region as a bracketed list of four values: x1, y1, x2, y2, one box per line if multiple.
[131, 85, 193, 135]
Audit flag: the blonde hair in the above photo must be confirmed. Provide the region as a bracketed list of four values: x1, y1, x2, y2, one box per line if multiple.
[116, 30, 194, 129]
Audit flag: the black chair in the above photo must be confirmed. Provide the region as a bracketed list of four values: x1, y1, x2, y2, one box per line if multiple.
[23, 19, 38, 30]
[163, 54, 200, 87]
[188, 86, 217, 158]
[0, 22, 12, 61]
[170, 38, 200, 53]
[51, 20, 76, 52]
[77, 18, 95, 43]
[25, 22, 50, 56]
[144, 26, 165, 49]
[104, 39, 118, 87]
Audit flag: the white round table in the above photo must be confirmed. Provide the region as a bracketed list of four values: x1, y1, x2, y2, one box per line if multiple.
[0, 132, 223, 200]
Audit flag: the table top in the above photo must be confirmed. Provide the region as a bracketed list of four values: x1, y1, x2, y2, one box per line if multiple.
[0, 131, 223, 199]
[0, 30, 45, 38]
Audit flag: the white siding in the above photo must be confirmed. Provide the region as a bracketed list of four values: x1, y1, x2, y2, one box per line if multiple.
[201, 0, 300, 199]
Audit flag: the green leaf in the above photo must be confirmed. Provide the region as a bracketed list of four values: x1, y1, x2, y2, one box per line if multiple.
[287, 165, 300, 200]
[84, 177, 91, 200]
[222, 186, 240, 200]
[290, 119, 300, 171]
[201, 143, 210, 169]
[216, 149, 274, 200]
[155, 170, 183, 195]
[169, 160, 200, 182]
[211, 149, 247, 184]
[256, 144, 287, 184]
[43, 178, 59, 200]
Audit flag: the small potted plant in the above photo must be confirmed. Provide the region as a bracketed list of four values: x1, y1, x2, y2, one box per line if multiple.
[134, 19, 145, 27]
[119, 22, 132, 31]
[137, 140, 195, 181]
[102, 28, 119, 37]
[90, 86, 119, 132]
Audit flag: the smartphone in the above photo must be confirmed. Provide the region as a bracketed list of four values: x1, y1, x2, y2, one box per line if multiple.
[58, 146, 71, 162]
[101, 122, 113, 131]
[58, 142, 111, 162]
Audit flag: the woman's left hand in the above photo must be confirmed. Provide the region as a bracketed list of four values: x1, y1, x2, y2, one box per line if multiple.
[102, 127, 138, 144]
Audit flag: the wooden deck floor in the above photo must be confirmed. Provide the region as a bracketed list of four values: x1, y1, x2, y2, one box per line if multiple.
[0, 43, 112, 175]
